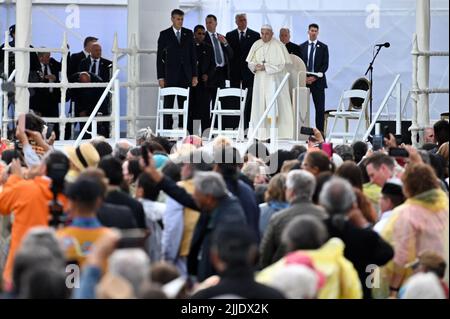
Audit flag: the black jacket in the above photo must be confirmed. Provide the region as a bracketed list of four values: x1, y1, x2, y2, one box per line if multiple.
[325, 218, 394, 299]
[78, 56, 112, 82]
[156, 27, 197, 86]
[191, 268, 285, 299]
[204, 32, 233, 82]
[68, 50, 89, 79]
[226, 28, 260, 86]
[104, 190, 147, 229]
[30, 58, 62, 115]
[97, 202, 137, 230]
[285, 42, 301, 58]
[195, 42, 216, 87]
[299, 40, 329, 89]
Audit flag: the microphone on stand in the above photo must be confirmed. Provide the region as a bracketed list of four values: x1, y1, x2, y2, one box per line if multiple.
[375, 42, 391, 48]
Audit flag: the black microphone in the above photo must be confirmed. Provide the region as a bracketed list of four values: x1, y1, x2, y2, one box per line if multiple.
[375, 42, 390, 48]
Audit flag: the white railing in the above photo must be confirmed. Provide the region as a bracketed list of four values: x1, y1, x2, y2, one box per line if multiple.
[1, 70, 16, 137]
[2, 31, 160, 140]
[410, 33, 449, 146]
[74, 70, 120, 147]
[245, 73, 290, 153]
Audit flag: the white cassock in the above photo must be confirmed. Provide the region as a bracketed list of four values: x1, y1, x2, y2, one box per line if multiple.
[246, 38, 294, 140]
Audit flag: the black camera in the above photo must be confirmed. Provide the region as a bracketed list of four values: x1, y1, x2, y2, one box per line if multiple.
[47, 162, 68, 228]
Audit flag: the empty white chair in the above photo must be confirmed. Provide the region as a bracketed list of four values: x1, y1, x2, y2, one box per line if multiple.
[208, 88, 248, 141]
[327, 89, 370, 144]
[155, 87, 190, 139]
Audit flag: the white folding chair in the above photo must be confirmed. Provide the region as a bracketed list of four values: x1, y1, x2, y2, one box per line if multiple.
[327, 89, 370, 144]
[208, 88, 248, 141]
[155, 87, 190, 139]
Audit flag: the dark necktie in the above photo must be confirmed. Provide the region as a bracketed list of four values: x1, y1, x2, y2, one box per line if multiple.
[240, 31, 245, 44]
[91, 59, 97, 75]
[43, 64, 48, 76]
[308, 43, 315, 72]
[212, 33, 223, 65]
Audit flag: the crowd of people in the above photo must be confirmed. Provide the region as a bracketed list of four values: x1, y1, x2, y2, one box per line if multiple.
[0, 111, 448, 299]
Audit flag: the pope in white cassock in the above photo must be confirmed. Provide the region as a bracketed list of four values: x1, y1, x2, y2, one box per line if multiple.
[246, 25, 294, 140]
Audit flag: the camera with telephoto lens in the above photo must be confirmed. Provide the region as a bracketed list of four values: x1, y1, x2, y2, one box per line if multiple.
[47, 162, 68, 228]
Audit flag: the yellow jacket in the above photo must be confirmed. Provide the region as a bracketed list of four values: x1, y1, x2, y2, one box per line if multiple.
[256, 238, 363, 299]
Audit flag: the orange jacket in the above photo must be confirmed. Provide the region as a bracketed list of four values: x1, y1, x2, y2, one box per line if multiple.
[0, 175, 67, 287]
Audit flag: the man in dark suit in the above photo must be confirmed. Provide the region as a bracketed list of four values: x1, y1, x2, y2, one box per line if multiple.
[157, 9, 198, 131]
[188, 25, 215, 135]
[65, 36, 98, 139]
[78, 42, 112, 138]
[299, 23, 329, 133]
[0, 25, 40, 75]
[226, 13, 260, 130]
[204, 15, 234, 130]
[279, 28, 301, 57]
[30, 52, 62, 139]
[68, 36, 98, 79]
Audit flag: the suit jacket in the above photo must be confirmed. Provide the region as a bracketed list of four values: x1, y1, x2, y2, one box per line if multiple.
[30, 58, 62, 115]
[97, 202, 137, 230]
[0, 40, 40, 75]
[195, 42, 216, 87]
[299, 40, 329, 89]
[285, 41, 301, 58]
[157, 27, 197, 87]
[204, 32, 233, 82]
[226, 28, 260, 86]
[259, 200, 328, 268]
[68, 50, 89, 79]
[79, 56, 112, 82]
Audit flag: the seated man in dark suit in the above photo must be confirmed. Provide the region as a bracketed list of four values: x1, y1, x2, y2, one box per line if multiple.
[30, 51, 62, 139]
[65, 36, 98, 139]
[157, 9, 198, 131]
[78, 42, 112, 138]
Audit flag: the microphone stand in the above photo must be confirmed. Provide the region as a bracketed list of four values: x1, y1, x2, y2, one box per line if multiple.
[365, 45, 384, 124]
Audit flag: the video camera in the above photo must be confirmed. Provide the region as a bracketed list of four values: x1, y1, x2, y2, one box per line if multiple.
[47, 161, 68, 228]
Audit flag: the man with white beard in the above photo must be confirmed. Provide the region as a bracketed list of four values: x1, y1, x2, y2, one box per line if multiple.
[246, 25, 294, 141]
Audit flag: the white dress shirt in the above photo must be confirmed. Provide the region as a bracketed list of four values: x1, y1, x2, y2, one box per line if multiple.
[307, 39, 318, 72]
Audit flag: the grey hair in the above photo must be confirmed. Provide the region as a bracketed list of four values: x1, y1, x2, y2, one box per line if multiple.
[270, 265, 319, 299]
[286, 170, 316, 202]
[20, 227, 65, 262]
[193, 171, 228, 199]
[319, 177, 356, 215]
[242, 162, 267, 182]
[109, 249, 151, 295]
[235, 13, 247, 20]
[281, 215, 328, 251]
[136, 127, 155, 144]
[113, 139, 133, 160]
